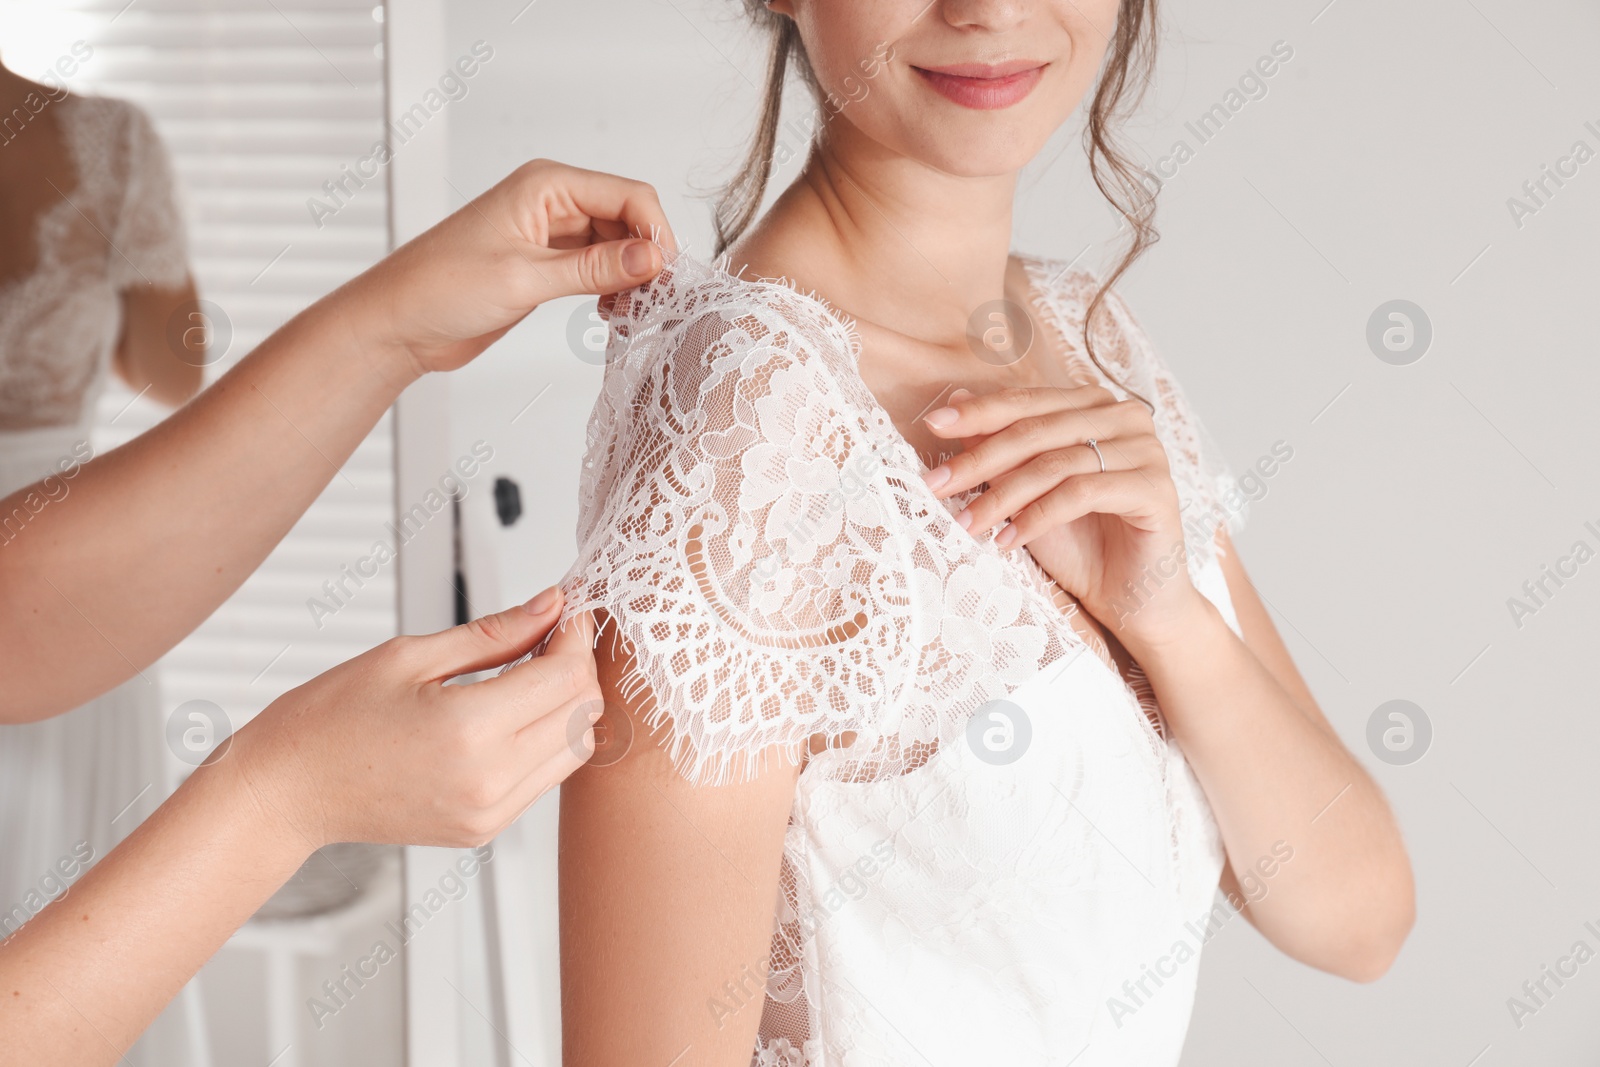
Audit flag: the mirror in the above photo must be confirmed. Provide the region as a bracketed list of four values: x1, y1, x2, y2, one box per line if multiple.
[0, 2, 401, 1064]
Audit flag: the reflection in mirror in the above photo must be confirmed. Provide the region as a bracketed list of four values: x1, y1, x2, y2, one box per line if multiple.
[0, 2, 400, 1065]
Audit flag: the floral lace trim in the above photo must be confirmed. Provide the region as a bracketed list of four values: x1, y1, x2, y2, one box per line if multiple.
[545, 250, 1088, 787]
[530, 249, 1246, 793]
[1016, 254, 1247, 579]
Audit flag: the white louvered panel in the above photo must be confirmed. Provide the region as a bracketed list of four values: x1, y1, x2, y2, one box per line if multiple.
[64, 0, 399, 734]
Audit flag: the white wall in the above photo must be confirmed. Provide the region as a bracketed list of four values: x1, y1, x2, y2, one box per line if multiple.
[431, 1, 1600, 1062]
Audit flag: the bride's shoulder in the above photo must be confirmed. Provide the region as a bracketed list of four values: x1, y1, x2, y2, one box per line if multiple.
[57, 92, 158, 149]
[1011, 250, 1167, 379]
[1010, 251, 1113, 326]
[604, 251, 861, 371]
[593, 250, 884, 441]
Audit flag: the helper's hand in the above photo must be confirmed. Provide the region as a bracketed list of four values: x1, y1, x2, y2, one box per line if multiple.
[233, 587, 602, 849]
[349, 159, 679, 376]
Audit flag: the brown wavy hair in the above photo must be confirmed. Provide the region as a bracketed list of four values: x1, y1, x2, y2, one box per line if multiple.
[713, 1, 1161, 405]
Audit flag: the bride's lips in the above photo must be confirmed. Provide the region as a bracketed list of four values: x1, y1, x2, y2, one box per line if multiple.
[912, 61, 1046, 110]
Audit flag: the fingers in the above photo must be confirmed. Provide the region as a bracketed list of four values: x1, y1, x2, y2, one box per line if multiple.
[945, 388, 992, 459]
[486, 159, 677, 303]
[541, 238, 664, 302]
[543, 608, 597, 657]
[468, 674, 597, 842]
[997, 470, 1166, 549]
[423, 615, 600, 847]
[954, 441, 1128, 534]
[506, 159, 678, 253]
[432, 738, 587, 849]
[922, 383, 1121, 439]
[929, 407, 1153, 501]
[509, 683, 600, 768]
[469, 610, 601, 733]
[921, 385, 1140, 500]
[547, 162, 679, 253]
[474, 741, 594, 844]
[406, 586, 566, 682]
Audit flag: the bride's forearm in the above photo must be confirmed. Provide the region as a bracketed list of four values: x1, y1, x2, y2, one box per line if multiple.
[1128, 596, 1414, 981]
[0, 743, 313, 1067]
[0, 280, 416, 722]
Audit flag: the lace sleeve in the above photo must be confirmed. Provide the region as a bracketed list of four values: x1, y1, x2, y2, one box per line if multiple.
[563, 278, 913, 787]
[1102, 285, 1248, 551]
[544, 255, 1079, 787]
[109, 103, 190, 290]
[1040, 266, 1251, 577]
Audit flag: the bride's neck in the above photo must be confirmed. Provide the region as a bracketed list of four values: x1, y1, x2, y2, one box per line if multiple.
[733, 123, 1021, 348]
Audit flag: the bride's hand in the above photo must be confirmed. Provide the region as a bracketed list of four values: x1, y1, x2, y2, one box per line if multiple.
[920, 385, 1208, 652]
[346, 159, 679, 378]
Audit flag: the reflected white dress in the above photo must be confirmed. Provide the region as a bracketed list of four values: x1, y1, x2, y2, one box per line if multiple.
[553, 252, 1249, 1065]
[0, 94, 203, 1063]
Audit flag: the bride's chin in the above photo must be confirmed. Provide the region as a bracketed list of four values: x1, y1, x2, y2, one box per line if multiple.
[858, 121, 1058, 180]
[898, 139, 1046, 181]
[822, 111, 1053, 181]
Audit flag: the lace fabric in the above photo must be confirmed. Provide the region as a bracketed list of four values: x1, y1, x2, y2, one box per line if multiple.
[552, 250, 1245, 787]
[1017, 255, 1249, 570]
[0, 94, 189, 431]
[547, 250, 1246, 1064]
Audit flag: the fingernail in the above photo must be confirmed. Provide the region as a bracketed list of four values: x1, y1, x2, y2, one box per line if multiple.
[955, 509, 973, 531]
[621, 240, 654, 277]
[950, 388, 975, 402]
[523, 586, 560, 615]
[994, 523, 1017, 548]
[922, 465, 950, 491]
[924, 407, 959, 429]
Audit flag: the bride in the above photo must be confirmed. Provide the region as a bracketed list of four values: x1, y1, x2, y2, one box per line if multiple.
[550, 2, 1413, 1063]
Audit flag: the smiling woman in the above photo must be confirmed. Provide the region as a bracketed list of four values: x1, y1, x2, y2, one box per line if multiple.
[548, 1, 1412, 1064]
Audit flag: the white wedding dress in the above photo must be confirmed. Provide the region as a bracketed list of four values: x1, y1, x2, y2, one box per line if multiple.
[0, 93, 205, 1064]
[554, 251, 1249, 1065]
